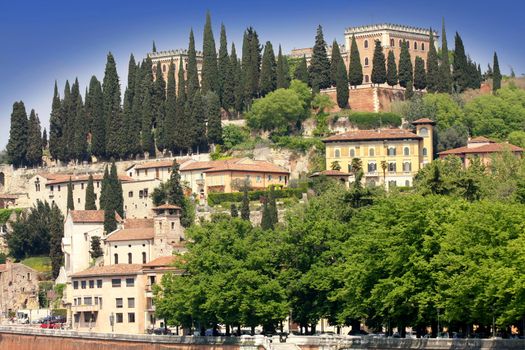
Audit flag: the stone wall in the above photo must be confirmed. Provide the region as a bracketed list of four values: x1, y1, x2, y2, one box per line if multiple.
[320, 86, 405, 114]
[0, 262, 40, 317]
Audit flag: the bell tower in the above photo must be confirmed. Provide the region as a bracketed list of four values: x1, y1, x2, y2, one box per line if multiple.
[412, 118, 435, 167]
[152, 204, 184, 258]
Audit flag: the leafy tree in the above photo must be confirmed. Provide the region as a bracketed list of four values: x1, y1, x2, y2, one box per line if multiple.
[49, 82, 63, 160]
[205, 91, 222, 145]
[103, 53, 123, 159]
[438, 18, 452, 93]
[452, 32, 468, 92]
[90, 236, 103, 259]
[371, 40, 386, 85]
[26, 109, 43, 166]
[426, 29, 439, 92]
[260, 41, 277, 96]
[331, 40, 349, 108]
[201, 12, 219, 94]
[308, 25, 331, 92]
[87, 76, 106, 159]
[218, 23, 230, 109]
[230, 203, 238, 217]
[348, 35, 363, 88]
[398, 40, 413, 88]
[187, 29, 200, 100]
[386, 51, 398, 87]
[85, 174, 97, 210]
[413, 56, 427, 90]
[294, 55, 309, 84]
[508, 130, 525, 149]
[492, 52, 501, 92]
[241, 185, 250, 221]
[331, 161, 341, 171]
[7, 101, 28, 167]
[67, 178, 74, 211]
[276, 45, 290, 89]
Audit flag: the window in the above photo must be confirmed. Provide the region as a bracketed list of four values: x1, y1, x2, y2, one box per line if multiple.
[96, 181, 100, 188]
[388, 180, 397, 188]
[128, 313, 135, 323]
[139, 190, 144, 199]
[364, 57, 369, 66]
[112, 279, 121, 288]
[89, 280, 94, 289]
[34, 179, 40, 192]
[403, 162, 412, 172]
[116, 298, 123, 308]
[171, 222, 174, 230]
[406, 41, 410, 49]
[57, 185, 61, 192]
[365, 75, 369, 83]
[84, 312, 94, 323]
[142, 252, 147, 264]
[81, 183, 84, 190]
[390, 38, 395, 47]
[387, 147, 396, 156]
[364, 40, 368, 48]
[128, 298, 135, 308]
[84, 297, 92, 305]
[128, 253, 132, 264]
[116, 313, 123, 323]
[128, 191, 133, 198]
[349, 148, 355, 157]
[419, 127, 428, 136]
[163, 64, 166, 72]
[268, 175, 272, 181]
[50, 185, 54, 192]
[143, 188, 149, 197]
[368, 162, 377, 173]
[73, 281, 78, 289]
[421, 43, 425, 51]
[369, 148, 375, 156]
[405, 180, 411, 187]
[422, 147, 428, 157]
[81, 281, 86, 289]
[399, 39, 402, 47]
[388, 162, 397, 172]
[114, 253, 119, 264]
[126, 278, 135, 287]
[145, 169, 148, 176]
[77, 198, 80, 204]
[334, 148, 341, 157]
[414, 42, 418, 50]
[404, 147, 410, 156]
[97, 280, 102, 288]
[256, 175, 261, 183]
[71, 184, 75, 190]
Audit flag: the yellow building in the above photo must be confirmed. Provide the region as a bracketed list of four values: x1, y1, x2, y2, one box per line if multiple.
[323, 118, 434, 188]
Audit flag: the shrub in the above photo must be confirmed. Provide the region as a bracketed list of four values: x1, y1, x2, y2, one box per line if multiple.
[271, 135, 325, 154]
[208, 187, 305, 206]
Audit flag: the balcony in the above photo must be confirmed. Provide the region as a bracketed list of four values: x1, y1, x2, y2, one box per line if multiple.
[71, 304, 101, 312]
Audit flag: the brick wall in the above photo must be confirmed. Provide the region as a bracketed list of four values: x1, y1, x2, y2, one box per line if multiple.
[321, 86, 405, 113]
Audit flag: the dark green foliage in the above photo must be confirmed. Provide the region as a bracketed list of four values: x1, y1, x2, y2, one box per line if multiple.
[103, 53, 123, 159]
[308, 25, 331, 92]
[99, 166, 110, 210]
[492, 52, 501, 92]
[294, 55, 309, 83]
[90, 236, 103, 259]
[152, 40, 157, 53]
[153, 62, 167, 152]
[141, 58, 155, 156]
[67, 178, 74, 211]
[49, 203, 64, 279]
[110, 162, 123, 217]
[207, 187, 304, 206]
[164, 61, 177, 153]
[0, 253, 5, 264]
[218, 24, 230, 109]
[104, 208, 117, 233]
[241, 27, 262, 104]
[26, 109, 42, 166]
[72, 87, 88, 162]
[230, 44, 244, 114]
[260, 41, 277, 96]
[276, 45, 290, 89]
[348, 35, 363, 87]
[241, 185, 250, 221]
[100, 163, 123, 232]
[130, 60, 146, 157]
[187, 29, 200, 100]
[438, 18, 452, 93]
[204, 91, 222, 145]
[413, 56, 427, 90]
[6, 101, 28, 167]
[331, 40, 349, 108]
[405, 80, 414, 99]
[230, 203, 238, 217]
[190, 91, 207, 152]
[398, 40, 413, 88]
[87, 76, 106, 158]
[85, 174, 97, 210]
[61, 80, 74, 161]
[42, 128, 47, 150]
[386, 51, 398, 87]
[49, 82, 62, 160]
[201, 12, 219, 94]
[166, 161, 193, 227]
[452, 32, 468, 92]
[344, 112, 402, 129]
[426, 28, 439, 92]
[268, 186, 278, 226]
[371, 40, 386, 85]
[260, 200, 273, 230]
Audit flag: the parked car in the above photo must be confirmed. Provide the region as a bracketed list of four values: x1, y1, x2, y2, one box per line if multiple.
[153, 327, 172, 335]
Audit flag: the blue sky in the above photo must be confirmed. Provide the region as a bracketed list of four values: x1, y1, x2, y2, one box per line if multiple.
[1, 0, 524, 149]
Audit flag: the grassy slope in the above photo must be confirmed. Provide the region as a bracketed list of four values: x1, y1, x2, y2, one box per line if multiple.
[21, 256, 52, 273]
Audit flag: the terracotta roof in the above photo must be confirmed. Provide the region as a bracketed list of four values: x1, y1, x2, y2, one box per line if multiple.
[439, 142, 523, 156]
[153, 204, 182, 210]
[412, 118, 435, 125]
[123, 218, 154, 229]
[46, 174, 133, 185]
[105, 228, 155, 242]
[469, 136, 491, 143]
[143, 256, 176, 268]
[310, 170, 352, 177]
[180, 158, 289, 174]
[71, 264, 143, 277]
[70, 210, 123, 223]
[323, 129, 421, 143]
[130, 158, 192, 170]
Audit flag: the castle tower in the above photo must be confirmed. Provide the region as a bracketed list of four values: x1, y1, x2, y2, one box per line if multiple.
[152, 204, 184, 258]
[412, 118, 435, 167]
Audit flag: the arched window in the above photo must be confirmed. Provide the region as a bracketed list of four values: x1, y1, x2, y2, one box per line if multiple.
[387, 147, 396, 156]
[388, 162, 397, 172]
[365, 75, 370, 83]
[421, 43, 425, 51]
[423, 147, 428, 156]
[364, 40, 368, 49]
[334, 149, 341, 157]
[414, 42, 418, 50]
[364, 57, 369, 66]
[399, 39, 402, 47]
[404, 147, 410, 156]
[368, 162, 377, 173]
[152, 65, 156, 72]
[114, 254, 119, 264]
[369, 148, 375, 156]
[390, 38, 395, 47]
[419, 127, 428, 136]
[162, 64, 166, 72]
[349, 148, 355, 157]
[142, 252, 147, 264]
[406, 41, 410, 49]
[403, 162, 412, 172]
[405, 180, 410, 187]
[128, 253, 132, 264]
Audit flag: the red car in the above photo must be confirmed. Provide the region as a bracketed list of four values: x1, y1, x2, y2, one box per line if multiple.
[40, 320, 64, 329]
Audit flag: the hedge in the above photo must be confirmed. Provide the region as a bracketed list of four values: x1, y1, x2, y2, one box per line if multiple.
[271, 135, 325, 154]
[208, 187, 306, 206]
[344, 112, 402, 129]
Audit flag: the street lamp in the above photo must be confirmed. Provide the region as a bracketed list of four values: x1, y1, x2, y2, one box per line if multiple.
[109, 312, 115, 333]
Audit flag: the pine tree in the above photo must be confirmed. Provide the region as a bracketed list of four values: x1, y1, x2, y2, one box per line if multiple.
[190, 91, 207, 153]
[414, 56, 427, 90]
[240, 185, 250, 221]
[371, 40, 387, 85]
[67, 177, 74, 211]
[49, 82, 62, 161]
[49, 203, 64, 279]
[260, 41, 277, 96]
[492, 52, 502, 92]
[452, 32, 469, 92]
[398, 40, 413, 88]
[426, 28, 439, 92]
[386, 51, 398, 87]
[294, 55, 309, 83]
[230, 203, 238, 217]
[331, 40, 349, 108]
[85, 174, 97, 210]
[87, 76, 106, 158]
[6, 101, 28, 167]
[201, 12, 219, 94]
[90, 236, 103, 259]
[218, 23, 230, 109]
[309, 25, 331, 92]
[42, 128, 48, 150]
[103, 52, 123, 159]
[164, 60, 177, 153]
[276, 45, 290, 89]
[437, 18, 452, 93]
[26, 109, 42, 166]
[205, 91, 222, 145]
[348, 35, 363, 88]
[187, 29, 200, 101]
[230, 44, 244, 114]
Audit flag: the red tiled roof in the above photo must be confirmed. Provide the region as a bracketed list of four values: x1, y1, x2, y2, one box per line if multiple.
[412, 118, 435, 125]
[439, 142, 523, 156]
[143, 256, 176, 268]
[123, 218, 154, 229]
[46, 174, 133, 185]
[181, 158, 289, 174]
[105, 228, 155, 242]
[130, 158, 191, 170]
[71, 264, 143, 277]
[70, 210, 123, 223]
[323, 129, 421, 143]
[310, 170, 351, 177]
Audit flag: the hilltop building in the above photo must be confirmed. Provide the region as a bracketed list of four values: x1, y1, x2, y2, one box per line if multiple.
[323, 118, 434, 188]
[438, 137, 523, 166]
[0, 260, 40, 321]
[148, 50, 203, 90]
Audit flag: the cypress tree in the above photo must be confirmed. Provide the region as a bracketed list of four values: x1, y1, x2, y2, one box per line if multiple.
[42, 128, 48, 150]
[130, 61, 146, 157]
[104, 208, 117, 234]
[414, 56, 427, 90]
[69, 79, 83, 161]
[308, 25, 331, 92]
[331, 40, 349, 108]
[59, 80, 72, 161]
[405, 80, 414, 100]
[205, 91, 222, 145]
[110, 162, 124, 218]
[187, 29, 200, 101]
[103, 53, 123, 159]
[371, 40, 387, 85]
[152, 40, 157, 53]
[73, 91, 88, 162]
[175, 56, 191, 153]
[398, 40, 413, 88]
[222, 42, 236, 112]
[122, 54, 140, 158]
[190, 91, 207, 153]
[6, 101, 28, 167]
[153, 62, 167, 152]
[26, 109, 43, 166]
[386, 51, 398, 87]
[241, 27, 261, 103]
[201, 12, 219, 94]
[164, 60, 177, 153]
[87, 76, 105, 158]
[492, 52, 501, 92]
[437, 18, 452, 93]
[230, 203, 238, 217]
[276, 45, 290, 89]
[452, 32, 469, 92]
[85, 174, 97, 210]
[260, 41, 277, 96]
[426, 28, 439, 92]
[230, 44, 244, 114]
[268, 186, 278, 226]
[218, 23, 230, 109]
[90, 236, 103, 259]
[294, 55, 309, 83]
[166, 160, 193, 227]
[348, 35, 363, 88]
[67, 177, 74, 211]
[62, 80, 76, 161]
[330, 40, 341, 87]
[261, 200, 273, 230]
[49, 82, 62, 161]
[240, 185, 250, 221]
[141, 57, 155, 156]
[49, 203, 64, 279]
